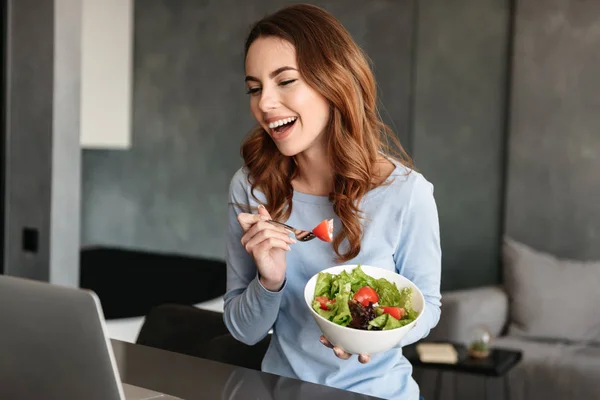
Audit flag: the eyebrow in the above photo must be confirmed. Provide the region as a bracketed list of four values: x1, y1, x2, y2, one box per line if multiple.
[245, 66, 297, 83]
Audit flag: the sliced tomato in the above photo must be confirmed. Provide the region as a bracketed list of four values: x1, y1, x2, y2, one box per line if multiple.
[353, 286, 379, 307]
[381, 306, 405, 320]
[312, 219, 334, 242]
[315, 296, 336, 310]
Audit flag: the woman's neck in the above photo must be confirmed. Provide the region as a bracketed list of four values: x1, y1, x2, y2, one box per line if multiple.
[292, 146, 334, 197]
[290, 146, 396, 197]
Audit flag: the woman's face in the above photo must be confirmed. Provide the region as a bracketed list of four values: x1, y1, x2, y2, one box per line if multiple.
[245, 37, 330, 157]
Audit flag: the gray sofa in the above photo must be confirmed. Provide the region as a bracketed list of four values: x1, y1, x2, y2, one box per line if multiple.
[424, 238, 600, 400]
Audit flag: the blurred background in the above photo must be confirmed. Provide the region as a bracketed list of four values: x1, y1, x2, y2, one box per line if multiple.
[2, 1, 599, 399]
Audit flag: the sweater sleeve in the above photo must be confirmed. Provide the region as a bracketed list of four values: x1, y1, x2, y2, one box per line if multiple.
[222, 169, 287, 345]
[394, 175, 443, 347]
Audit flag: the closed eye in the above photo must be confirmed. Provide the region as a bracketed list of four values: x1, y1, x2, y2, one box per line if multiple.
[246, 79, 296, 95]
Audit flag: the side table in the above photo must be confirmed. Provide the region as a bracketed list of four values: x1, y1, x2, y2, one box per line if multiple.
[403, 342, 522, 400]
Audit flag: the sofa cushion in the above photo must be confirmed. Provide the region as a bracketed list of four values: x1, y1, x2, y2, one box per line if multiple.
[426, 285, 508, 344]
[503, 238, 600, 344]
[494, 336, 600, 400]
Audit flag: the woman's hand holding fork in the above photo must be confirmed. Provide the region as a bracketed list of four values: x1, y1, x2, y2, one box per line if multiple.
[237, 205, 296, 291]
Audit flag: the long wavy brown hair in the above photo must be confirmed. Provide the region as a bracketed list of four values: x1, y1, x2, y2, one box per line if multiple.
[241, 4, 413, 262]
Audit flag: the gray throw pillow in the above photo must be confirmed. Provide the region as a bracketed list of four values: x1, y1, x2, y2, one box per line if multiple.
[503, 237, 600, 344]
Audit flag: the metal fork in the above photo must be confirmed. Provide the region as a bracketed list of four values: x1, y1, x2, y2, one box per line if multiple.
[267, 220, 316, 242]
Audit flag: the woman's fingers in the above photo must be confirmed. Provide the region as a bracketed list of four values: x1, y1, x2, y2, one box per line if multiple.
[320, 336, 351, 359]
[237, 212, 265, 232]
[247, 220, 290, 240]
[253, 237, 293, 255]
[237, 204, 273, 232]
[257, 204, 271, 218]
[319, 335, 334, 349]
[241, 222, 295, 250]
[320, 335, 371, 363]
[358, 354, 371, 364]
[333, 346, 352, 360]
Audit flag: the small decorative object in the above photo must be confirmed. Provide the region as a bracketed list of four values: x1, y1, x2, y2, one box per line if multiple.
[468, 325, 493, 358]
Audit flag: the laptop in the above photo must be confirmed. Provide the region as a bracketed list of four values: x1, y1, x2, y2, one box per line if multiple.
[0, 274, 182, 400]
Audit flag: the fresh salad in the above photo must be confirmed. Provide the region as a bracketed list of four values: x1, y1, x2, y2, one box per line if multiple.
[312, 265, 418, 331]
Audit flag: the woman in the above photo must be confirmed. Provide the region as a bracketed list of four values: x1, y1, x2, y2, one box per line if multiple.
[223, 4, 441, 400]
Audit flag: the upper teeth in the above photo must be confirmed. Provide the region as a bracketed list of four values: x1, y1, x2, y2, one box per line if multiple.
[268, 117, 297, 129]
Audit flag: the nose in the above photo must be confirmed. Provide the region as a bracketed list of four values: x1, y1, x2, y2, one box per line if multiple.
[258, 87, 279, 112]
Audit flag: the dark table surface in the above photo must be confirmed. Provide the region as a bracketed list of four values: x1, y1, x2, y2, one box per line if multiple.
[111, 339, 383, 400]
[403, 342, 523, 377]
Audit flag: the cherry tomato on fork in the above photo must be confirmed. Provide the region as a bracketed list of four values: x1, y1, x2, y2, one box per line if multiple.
[312, 219, 334, 242]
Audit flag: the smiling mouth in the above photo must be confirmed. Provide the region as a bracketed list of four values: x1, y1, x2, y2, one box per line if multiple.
[268, 117, 297, 136]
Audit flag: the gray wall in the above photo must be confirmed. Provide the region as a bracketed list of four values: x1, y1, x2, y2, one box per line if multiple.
[505, 0, 600, 260]
[3, 0, 81, 286]
[81, 0, 416, 260]
[412, 0, 511, 290]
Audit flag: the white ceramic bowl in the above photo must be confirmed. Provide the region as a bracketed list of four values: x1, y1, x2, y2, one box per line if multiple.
[304, 264, 425, 355]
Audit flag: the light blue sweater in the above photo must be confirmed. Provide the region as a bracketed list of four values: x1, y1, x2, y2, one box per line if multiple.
[223, 162, 442, 400]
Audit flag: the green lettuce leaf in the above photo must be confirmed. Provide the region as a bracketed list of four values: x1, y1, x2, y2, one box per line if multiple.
[347, 266, 377, 292]
[327, 266, 377, 298]
[367, 314, 388, 330]
[331, 283, 353, 326]
[314, 272, 333, 298]
[398, 287, 419, 320]
[368, 313, 414, 330]
[386, 314, 413, 329]
[372, 277, 402, 306]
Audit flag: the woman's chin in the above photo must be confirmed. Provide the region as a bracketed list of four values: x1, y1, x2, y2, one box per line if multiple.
[275, 143, 302, 157]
